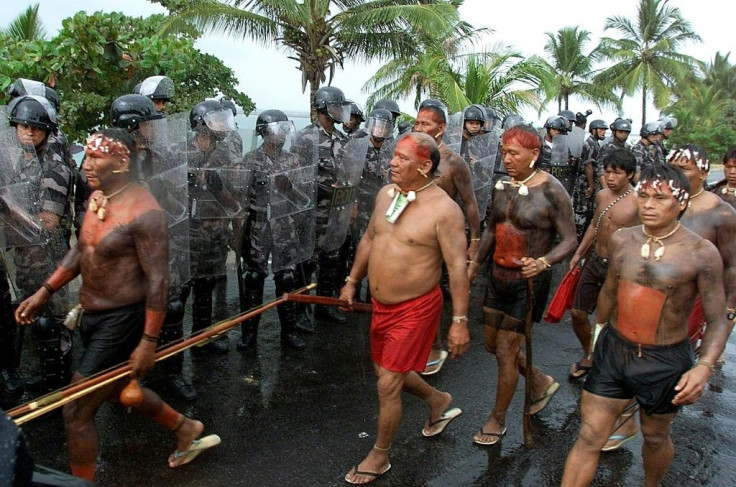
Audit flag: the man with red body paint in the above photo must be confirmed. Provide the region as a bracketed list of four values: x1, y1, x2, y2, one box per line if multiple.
[15, 129, 214, 481]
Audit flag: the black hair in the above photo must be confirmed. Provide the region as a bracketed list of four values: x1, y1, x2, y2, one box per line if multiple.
[723, 147, 736, 164]
[603, 148, 636, 175]
[638, 163, 691, 218]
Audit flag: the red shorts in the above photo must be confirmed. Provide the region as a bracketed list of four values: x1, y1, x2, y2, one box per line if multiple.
[370, 285, 443, 373]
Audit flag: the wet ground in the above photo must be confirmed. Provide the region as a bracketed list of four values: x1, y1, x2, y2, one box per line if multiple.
[11, 262, 736, 487]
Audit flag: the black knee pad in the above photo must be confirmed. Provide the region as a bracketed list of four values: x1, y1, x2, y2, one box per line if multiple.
[274, 270, 298, 295]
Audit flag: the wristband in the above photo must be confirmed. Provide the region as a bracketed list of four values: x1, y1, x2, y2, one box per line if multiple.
[693, 360, 715, 373]
[41, 282, 56, 295]
[344, 275, 359, 284]
[142, 333, 159, 344]
[470, 238, 480, 242]
[452, 315, 468, 323]
[538, 256, 552, 269]
[467, 260, 479, 267]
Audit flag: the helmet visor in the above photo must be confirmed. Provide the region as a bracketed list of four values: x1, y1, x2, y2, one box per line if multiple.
[367, 117, 393, 139]
[203, 109, 236, 132]
[326, 101, 351, 124]
[264, 120, 295, 137]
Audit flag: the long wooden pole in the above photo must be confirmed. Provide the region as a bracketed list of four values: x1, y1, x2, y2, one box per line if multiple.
[523, 279, 534, 448]
[9, 284, 315, 424]
[283, 293, 372, 313]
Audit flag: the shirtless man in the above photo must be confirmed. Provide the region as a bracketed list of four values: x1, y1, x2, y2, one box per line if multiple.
[413, 101, 479, 374]
[339, 132, 470, 484]
[468, 125, 577, 445]
[561, 164, 732, 487]
[15, 129, 217, 482]
[711, 148, 736, 209]
[568, 149, 639, 380]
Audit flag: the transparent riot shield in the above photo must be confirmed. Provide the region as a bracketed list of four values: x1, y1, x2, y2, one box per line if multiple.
[319, 136, 368, 252]
[443, 111, 464, 148]
[0, 123, 46, 248]
[356, 137, 394, 239]
[550, 134, 574, 194]
[567, 126, 586, 159]
[466, 133, 499, 217]
[143, 113, 190, 289]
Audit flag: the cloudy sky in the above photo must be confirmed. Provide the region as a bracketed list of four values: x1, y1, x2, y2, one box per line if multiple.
[2, 0, 731, 128]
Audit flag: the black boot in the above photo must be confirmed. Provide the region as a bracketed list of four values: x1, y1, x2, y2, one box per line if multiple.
[315, 255, 347, 324]
[160, 297, 197, 400]
[192, 277, 229, 354]
[32, 317, 72, 393]
[294, 263, 315, 332]
[237, 270, 265, 350]
[275, 270, 306, 350]
[1, 368, 23, 395]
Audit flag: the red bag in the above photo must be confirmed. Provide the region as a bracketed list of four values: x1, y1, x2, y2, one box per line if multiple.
[544, 266, 581, 323]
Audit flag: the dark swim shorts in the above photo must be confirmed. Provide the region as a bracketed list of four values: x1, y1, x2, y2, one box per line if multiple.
[572, 252, 609, 313]
[483, 264, 552, 324]
[584, 326, 694, 415]
[77, 303, 145, 376]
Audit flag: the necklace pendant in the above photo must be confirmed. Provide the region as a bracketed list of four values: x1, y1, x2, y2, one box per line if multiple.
[495, 180, 504, 191]
[641, 242, 650, 259]
[723, 187, 728, 195]
[89, 198, 98, 212]
[387, 187, 396, 198]
[97, 207, 106, 221]
[654, 246, 665, 261]
[518, 184, 529, 196]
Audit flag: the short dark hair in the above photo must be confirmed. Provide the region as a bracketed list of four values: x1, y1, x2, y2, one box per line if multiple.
[723, 147, 736, 164]
[603, 148, 636, 175]
[417, 106, 446, 125]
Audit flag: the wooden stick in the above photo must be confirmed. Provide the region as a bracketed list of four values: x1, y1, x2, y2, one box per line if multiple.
[523, 278, 534, 448]
[9, 284, 315, 424]
[283, 293, 372, 313]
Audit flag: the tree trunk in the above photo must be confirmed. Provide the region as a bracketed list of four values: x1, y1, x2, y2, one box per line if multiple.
[641, 82, 647, 126]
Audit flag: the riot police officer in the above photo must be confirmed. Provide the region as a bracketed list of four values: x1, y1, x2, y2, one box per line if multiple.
[343, 101, 366, 138]
[237, 110, 310, 350]
[632, 121, 664, 180]
[5, 95, 74, 393]
[595, 117, 632, 186]
[292, 86, 352, 325]
[136, 75, 175, 113]
[571, 119, 607, 240]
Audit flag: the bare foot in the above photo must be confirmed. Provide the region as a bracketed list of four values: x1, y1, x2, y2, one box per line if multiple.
[344, 449, 391, 485]
[569, 356, 593, 379]
[423, 390, 453, 433]
[473, 415, 507, 445]
[531, 373, 556, 400]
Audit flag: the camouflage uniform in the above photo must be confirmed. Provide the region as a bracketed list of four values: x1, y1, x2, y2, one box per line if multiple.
[9, 139, 73, 392]
[595, 139, 630, 180]
[572, 135, 601, 241]
[354, 141, 392, 241]
[631, 140, 657, 174]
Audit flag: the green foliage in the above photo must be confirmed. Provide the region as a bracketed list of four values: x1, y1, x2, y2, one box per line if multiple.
[669, 122, 736, 162]
[1, 10, 253, 143]
[2, 4, 47, 41]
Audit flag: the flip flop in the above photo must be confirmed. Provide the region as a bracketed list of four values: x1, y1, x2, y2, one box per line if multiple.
[168, 434, 221, 468]
[421, 350, 449, 376]
[344, 463, 391, 484]
[569, 361, 592, 380]
[529, 382, 560, 415]
[601, 432, 638, 452]
[422, 407, 463, 437]
[473, 426, 507, 446]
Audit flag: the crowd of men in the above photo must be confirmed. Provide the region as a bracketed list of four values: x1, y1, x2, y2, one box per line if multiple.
[0, 74, 734, 486]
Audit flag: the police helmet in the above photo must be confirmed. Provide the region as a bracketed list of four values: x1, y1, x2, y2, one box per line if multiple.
[366, 108, 394, 140]
[640, 121, 663, 138]
[220, 98, 238, 117]
[463, 105, 486, 123]
[348, 101, 366, 122]
[502, 113, 525, 130]
[8, 95, 58, 132]
[313, 86, 350, 122]
[7, 78, 46, 99]
[544, 115, 569, 133]
[374, 99, 401, 119]
[138, 75, 175, 101]
[589, 119, 607, 131]
[575, 109, 593, 126]
[44, 87, 61, 113]
[558, 110, 576, 122]
[610, 117, 632, 132]
[189, 100, 222, 130]
[111, 94, 164, 129]
[659, 116, 678, 130]
[255, 109, 289, 136]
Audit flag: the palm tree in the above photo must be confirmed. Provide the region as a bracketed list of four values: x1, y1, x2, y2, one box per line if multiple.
[154, 0, 473, 118]
[703, 52, 736, 99]
[595, 0, 701, 124]
[3, 4, 47, 40]
[540, 26, 619, 113]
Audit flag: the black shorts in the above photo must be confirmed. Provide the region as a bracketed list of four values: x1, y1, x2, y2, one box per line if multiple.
[77, 303, 145, 377]
[584, 326, 694, 415]
[572, 252, 609, 313]
[483, 264, 552, 323]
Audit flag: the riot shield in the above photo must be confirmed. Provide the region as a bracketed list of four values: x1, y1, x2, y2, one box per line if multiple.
[319, 136, 368, 252]
[567, 126, 586, 159]
[550, 134, 574, 194]
[466, 133, 499, 217]
[0, 122, 46, 248]
[443, 111, 464, 148]
[143, 113, 190, 289]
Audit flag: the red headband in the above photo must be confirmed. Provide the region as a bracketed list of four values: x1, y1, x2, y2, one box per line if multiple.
[85, 133, 130, 160]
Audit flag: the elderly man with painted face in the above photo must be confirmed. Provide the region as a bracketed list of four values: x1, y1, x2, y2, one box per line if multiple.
[468, 125, 577, 446]
[14, 129, 217, 482]
[560, 164, 732, 487]
[339, 132, 470, 485]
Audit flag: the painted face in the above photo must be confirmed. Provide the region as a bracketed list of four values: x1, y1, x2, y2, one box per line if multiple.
[413, 109, 445, 141]
[83, 134, 130, 190]
[390, 138, 428, 187]
[604, 166, 632, 192]
[636, 180, 687, 228]
[725, 158, 736, 186]
[501, 138, 539, 179]
[16, 124, 47, 149]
